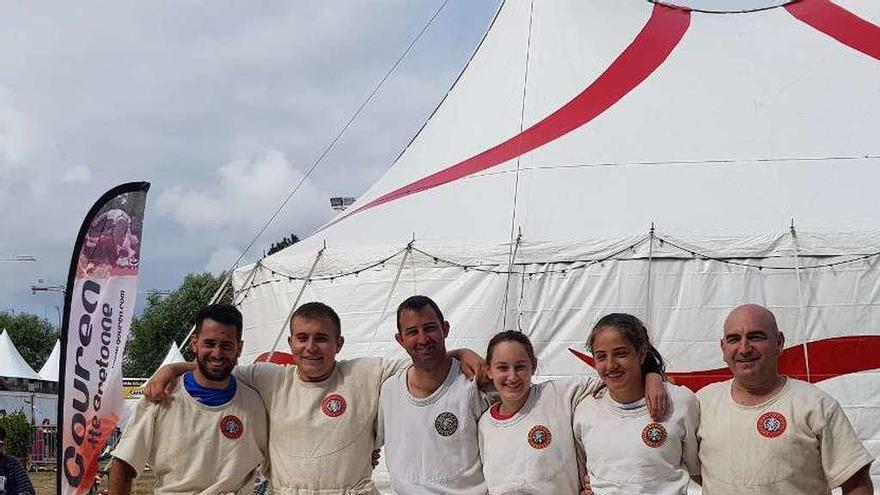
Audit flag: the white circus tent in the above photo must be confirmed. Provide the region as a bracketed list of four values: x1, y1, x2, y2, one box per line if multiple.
[0, 329, 41, 380]
[38, 340, 60, 382]
[232, 0, 880, 486]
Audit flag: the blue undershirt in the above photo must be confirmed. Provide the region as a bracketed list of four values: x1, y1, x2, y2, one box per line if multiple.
[183, 371, 237, 406]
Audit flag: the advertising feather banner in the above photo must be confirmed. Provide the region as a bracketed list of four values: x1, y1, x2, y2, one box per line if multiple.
[56, 182, 149, 495]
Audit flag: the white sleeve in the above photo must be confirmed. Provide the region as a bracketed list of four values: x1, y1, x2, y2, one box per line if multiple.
[564, 375, 602, 410]
[375, 395, 386, 449]
[472, 383, 491, 419]
[819, 395, 874, 488]
[380, 357, 409, 383]
[233, 363, 281, 405]
[110, 398, 156, 477]
[574, 421, 589, 491]
[680, 389, 701, 477]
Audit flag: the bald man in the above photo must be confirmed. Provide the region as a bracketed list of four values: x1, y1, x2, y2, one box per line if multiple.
[696, 304, 874, 494]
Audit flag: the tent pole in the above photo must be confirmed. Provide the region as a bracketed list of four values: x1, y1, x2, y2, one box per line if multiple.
[646, 223, 656, 329]
[516, 259, 528, 332]
[501, 0, 533, 332]
[233, 260, 263, 306]
[366, 243, 412, 354]
[789, 220, 812, 382]
[501, 229, 523, 330]
[410, 235, 419, 294]
[266, 246, 326, 363]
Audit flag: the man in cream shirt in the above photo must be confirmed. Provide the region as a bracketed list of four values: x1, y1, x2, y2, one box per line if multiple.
[110, 304, 267, 495]
[697, 304, 874, 494]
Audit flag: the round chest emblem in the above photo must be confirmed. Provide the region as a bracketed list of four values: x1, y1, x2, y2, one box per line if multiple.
[435, 412, 459, 436]
[641, 422, 668, 448]
[757, 411, 787, 438]
[527, 425, 552, 449]
[321, 394, 347, 417]
[219, 415, 244, 440]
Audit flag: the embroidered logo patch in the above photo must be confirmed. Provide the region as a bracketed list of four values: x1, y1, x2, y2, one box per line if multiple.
[219, 415, 244, 440]
[641, 422, 668, 448]
[435, 412, 459, 436]
[757, 411, 787, 438]
[527, 425, 552, 449]
[321, 394, 347, 417]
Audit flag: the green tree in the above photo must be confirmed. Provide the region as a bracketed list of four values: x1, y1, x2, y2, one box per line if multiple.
[265, 233, 300, 256]
[0, 411, 31, 459]
[124, 272, 231, 377]
[0, 312, 58, 370]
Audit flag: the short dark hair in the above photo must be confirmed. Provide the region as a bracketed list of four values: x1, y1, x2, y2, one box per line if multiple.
[396, 295, 445, 332]
[486, 330, 537, 368]
[292, 302, 342, 337]
[193, 304, 243, 340]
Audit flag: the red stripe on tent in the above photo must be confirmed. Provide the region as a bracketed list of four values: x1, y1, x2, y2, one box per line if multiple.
[569, 335, 880, 392]
[255, 350, 297, 365]
[786, 0, 880, 61]
[327, 4, 691, 228]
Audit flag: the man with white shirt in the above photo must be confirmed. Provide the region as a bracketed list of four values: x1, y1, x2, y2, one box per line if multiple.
[378, 295, 489, 495]
[697, 304, 874, 494]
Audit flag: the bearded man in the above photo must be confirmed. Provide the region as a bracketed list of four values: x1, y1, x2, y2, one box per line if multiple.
[109, 304, 267, 494]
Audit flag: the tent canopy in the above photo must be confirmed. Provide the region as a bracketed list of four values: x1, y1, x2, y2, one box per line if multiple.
[234, 0, 880, 360]
[38, 340, 60, 382]
[0, 329, 42, 380]
[159, 341, 186, 369]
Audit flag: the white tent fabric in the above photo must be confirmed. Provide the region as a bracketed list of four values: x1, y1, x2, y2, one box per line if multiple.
[233, 0, 880, 489]
[0, 329, 41, 380]
[158, 341, 186, 370]
[38, 340, 60, 382]
[141, 342, 187, 397]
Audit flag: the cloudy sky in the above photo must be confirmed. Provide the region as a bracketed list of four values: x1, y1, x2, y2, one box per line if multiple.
[0, 1, 501, 321]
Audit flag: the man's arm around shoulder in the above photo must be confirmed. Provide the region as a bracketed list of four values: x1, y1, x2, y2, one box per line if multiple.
[144, 361, 196, 401]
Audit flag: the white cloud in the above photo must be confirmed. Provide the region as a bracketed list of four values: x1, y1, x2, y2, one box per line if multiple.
[0, 90, 37, 174]
[0, 1, 500, 316]
[157, 149, 332, 233]
[62, 165, 92, 183]
[204, 246, 242, 276]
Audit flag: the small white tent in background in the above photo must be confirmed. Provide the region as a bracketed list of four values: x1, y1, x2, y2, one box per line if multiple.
[160, 341, 186, 368]
[120, 342, 189, 429]
[0, 329, 41, 380]
[38, 340, 60, 382]
[145, 341, 187, 381]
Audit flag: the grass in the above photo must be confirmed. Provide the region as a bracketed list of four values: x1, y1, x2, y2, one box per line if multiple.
[30, 470, 156, 495]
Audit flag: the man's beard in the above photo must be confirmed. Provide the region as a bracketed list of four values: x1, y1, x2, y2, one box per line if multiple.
[196, 356, 234, 381]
